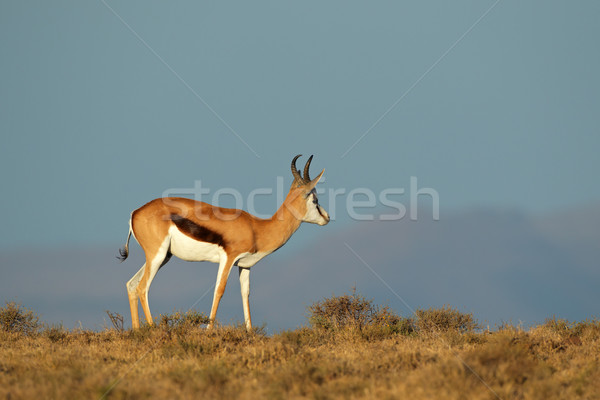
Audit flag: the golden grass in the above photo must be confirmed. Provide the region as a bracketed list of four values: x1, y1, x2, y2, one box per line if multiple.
[1, 303, 599, 399]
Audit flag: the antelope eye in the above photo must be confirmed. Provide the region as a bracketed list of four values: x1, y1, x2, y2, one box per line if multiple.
[312, 195, 318, 205]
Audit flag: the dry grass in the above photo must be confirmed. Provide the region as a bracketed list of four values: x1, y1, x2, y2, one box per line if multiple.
[1, 297, 600, 399]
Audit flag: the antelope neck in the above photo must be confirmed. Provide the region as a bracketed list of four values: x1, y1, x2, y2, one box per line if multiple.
[254, 193, 304, 253]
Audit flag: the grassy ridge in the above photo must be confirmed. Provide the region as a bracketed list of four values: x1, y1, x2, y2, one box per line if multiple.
[1, 295, 600, 399]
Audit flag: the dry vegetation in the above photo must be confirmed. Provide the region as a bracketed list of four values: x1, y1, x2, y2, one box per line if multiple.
[1, 292, 600, 399]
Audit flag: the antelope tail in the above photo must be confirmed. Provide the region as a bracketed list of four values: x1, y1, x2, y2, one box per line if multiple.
[117, 220, 133, 262]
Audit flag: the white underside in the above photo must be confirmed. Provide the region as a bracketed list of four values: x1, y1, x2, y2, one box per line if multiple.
[235, 251, 271, 268]
[168, 226, 224, 263]
[168, 225, 269, 267]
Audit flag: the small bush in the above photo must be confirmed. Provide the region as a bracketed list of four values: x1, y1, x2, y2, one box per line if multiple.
[0, 301, 41, 335]
[159, 310, 210, 331]
[574, 319, 600, 340]
[396, 317, 417, 336]
[544, 316, 574, 336]
[155, 310, 212, 340]
[308, 288, 375, 330]
[414, 305, 479, 334]
[543, 317, 600, 340]
[44, 323, 70, 343]
[307, 288, 412, 337]
[182, 310, 211, 327]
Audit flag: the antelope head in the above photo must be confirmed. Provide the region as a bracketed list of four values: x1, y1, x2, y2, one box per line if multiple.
[289, 154, 330, 226]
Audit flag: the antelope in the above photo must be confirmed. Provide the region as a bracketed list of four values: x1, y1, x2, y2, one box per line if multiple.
[117, 155, 329, 330]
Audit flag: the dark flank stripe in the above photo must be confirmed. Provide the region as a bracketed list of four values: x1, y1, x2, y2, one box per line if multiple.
[170, 214, 227, 248]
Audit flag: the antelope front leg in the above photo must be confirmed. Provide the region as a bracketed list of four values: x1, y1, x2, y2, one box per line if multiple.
[239, 266, 252, 331]
[207, 257, 234, 329]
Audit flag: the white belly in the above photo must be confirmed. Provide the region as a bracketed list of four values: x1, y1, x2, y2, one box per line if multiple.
[235, 251, 271, 268]
[169, 226, 224, 263]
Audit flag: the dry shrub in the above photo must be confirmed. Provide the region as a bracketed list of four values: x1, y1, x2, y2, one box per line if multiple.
[159, 309, 210, 330]
[543, 316, 600, 340]
[0, 301, 41, 335]
[414, 305, 479, 334]
[575, 319, 600, 341]
[544, 316, 577, 337]
[306, 291, 481, 340]
[307, 288, 375, 330]
[159, 309, 209, 340]
[307, 288, 412, 338]
[44, 324, 70, 343]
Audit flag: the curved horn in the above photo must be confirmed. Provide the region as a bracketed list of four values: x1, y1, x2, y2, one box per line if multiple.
[291, 154, 303, 183]
[303, 155, 313, 182]
[307, 168, 325, 191]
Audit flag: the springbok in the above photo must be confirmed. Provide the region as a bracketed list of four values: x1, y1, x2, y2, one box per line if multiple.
[118, 155, 329, 330]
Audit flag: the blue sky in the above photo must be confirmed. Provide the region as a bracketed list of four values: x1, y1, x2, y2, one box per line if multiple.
[1, 0, 599, 251]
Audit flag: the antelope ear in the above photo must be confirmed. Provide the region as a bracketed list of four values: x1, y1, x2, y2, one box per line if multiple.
[306, 168, 324, 192]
